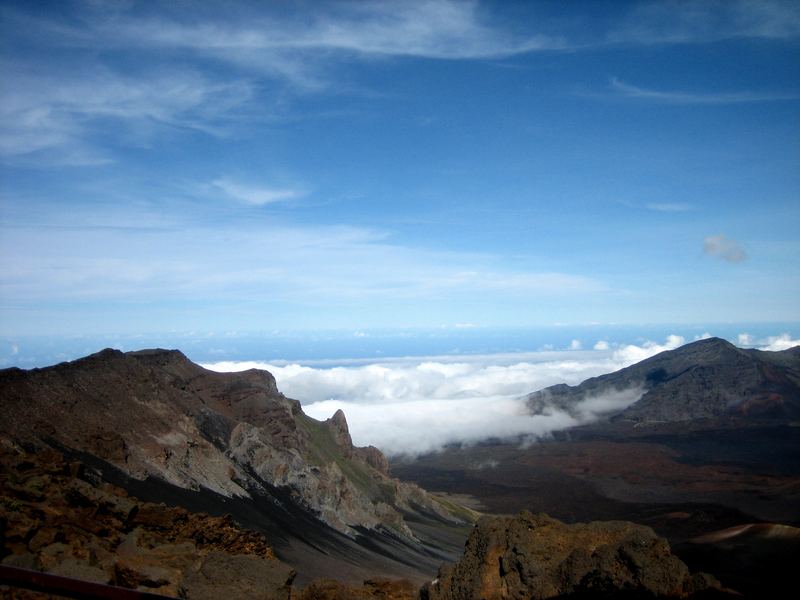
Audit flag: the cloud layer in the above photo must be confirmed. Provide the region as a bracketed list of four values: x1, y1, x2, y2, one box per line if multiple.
[205, 332, 799, 456]
[760, 333, 800, 351]
[205, 335, 691, 455]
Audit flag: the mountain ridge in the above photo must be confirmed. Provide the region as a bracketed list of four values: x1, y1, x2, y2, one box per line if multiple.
[0, 347, 473, 584]
[527, 337, 800, 429]
[2, 342, 779, 598]
[391, 337, 800, 597]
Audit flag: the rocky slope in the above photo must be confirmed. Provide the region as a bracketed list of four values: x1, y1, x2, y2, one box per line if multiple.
[527, 338, 800, 428]
[422, 511, 728, 600]
[0, 348, 472, 583]
[0, 446, 295, 599]
[1, 448, 731, 600]
[394, 338, 800, 597]
[2, 347, 759, 599]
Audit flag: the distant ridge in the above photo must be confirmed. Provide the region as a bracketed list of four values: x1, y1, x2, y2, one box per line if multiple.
[527, 337, 800, 428]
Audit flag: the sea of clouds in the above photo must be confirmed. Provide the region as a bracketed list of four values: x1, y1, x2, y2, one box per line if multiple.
[204, 333, 799, 456]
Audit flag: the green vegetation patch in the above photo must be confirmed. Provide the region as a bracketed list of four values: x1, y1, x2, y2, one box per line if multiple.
[296, 415, 381, 499]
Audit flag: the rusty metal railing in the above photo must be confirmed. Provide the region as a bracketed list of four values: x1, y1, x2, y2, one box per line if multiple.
[0, 565, 177, 599]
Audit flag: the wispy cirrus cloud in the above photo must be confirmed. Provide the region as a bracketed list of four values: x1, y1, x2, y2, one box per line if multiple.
[610, 77, 799, 105]
[72, 0, 800, 69]
[211, 177, 307, 206]
[84, 1, 563, 62]
[703, 234, 747, 263]
[3, 1, 562, 94]
[0, 64, 254, 164]
[0, 206, 606, 318]
[617, 200, 695, 213]
[645, 202, 694, 213]
[609, 0, 800, 45]
[0, 1, 559, 163]
[5, 1, 797, 165]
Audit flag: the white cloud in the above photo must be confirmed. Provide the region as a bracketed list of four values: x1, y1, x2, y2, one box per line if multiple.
[738, 332, 754, 346]
[5, 2, 560, 101]
[0, 66, 253, 163]
[759, 333, 800, 351]
[302, 396, 580, 457]
[0, 1, 569, 164]
[703, 234, 747, 263]
[0, 214, 607, 313]
[593, 340, 610, 351]
[211, 177, 305, 205]
[569, 339, 582, 350]
[610, 77, 798, 105]
[206, 353, 623, 406]
[9, 1, 796, 164]
[573, 385, 645, 421]
[611, 334, 685, 363]
[99, 1, 562, 65]
[204, 337, 687, 456]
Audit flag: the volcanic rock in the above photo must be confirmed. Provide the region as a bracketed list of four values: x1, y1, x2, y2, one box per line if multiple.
[297, 577, 418, 600]
[422, 511, 724, 600]
[0, 447, 294, 599]
[0, 348, 471, 583]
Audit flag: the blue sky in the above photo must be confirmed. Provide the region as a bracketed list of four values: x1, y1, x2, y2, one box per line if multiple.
[1, 0, 799, 342]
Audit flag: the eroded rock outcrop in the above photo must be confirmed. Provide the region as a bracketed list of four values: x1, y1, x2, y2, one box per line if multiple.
[423, 511, 724, 600]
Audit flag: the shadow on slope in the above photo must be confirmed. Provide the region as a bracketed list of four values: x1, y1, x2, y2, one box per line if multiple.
[63, 445, 468, 586]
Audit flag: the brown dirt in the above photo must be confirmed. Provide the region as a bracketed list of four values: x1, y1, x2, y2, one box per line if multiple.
[0, 446, 294, 599]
